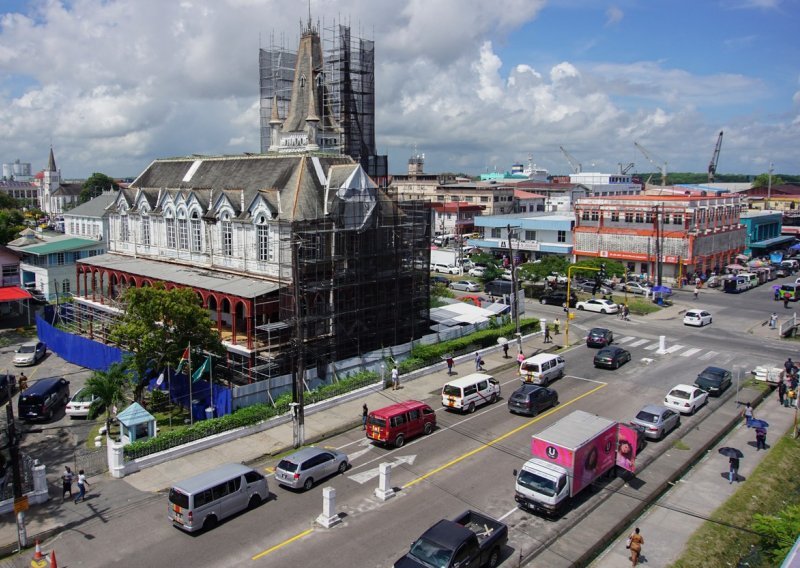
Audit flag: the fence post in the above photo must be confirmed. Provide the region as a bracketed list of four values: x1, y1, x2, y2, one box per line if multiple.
[107, 439, 126, 478]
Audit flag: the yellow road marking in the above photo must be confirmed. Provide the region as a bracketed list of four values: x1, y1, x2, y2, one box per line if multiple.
[403, 382, 607, 489]
[252, 528, 314, 561]
[264, 466, 275, 473]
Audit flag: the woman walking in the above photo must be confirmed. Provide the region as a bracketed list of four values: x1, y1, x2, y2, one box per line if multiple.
[628, 527, 644, 566]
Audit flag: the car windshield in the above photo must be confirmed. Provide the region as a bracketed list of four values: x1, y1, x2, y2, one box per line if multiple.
[168, 488, 190, 508]
[18, 345, 36, 353]
[442, 385, 462, 396]
[277, 459, 298, 473]
[408, 537, 453, 568]
[72, 389, 94, 403]
[589, 329, 605, 337]
[697, 373, 721, 384]
[517, 469, 558, 497]
[669, 389, 690, 400]
[636, 410, 659, 423]
[597, 350, 613, 358]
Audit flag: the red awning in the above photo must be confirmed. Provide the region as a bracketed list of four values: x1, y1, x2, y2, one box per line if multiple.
[0, 287, 32, 301]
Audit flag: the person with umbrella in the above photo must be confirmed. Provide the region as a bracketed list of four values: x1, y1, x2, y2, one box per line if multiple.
[750, 419, 769, 450]
[719, 447, 743, 483]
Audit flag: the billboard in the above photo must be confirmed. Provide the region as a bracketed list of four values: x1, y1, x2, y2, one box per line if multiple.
[616, 423, 639, 473]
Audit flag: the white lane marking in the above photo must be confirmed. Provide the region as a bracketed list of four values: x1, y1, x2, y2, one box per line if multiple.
[347, 446, 376, 461]
[617, 336, 635, 344]
[348, 455, 417, 484]
[497, 505, 520, 522]
[644, 343, 659, 351]
[629, 339, 649, 347]
[664, 344, 684, 354]
[700, 351, 719, 360]
[681, 347, 702, 358]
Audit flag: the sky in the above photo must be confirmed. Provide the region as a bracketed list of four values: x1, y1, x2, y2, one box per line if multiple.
[0, 0, 799, 180]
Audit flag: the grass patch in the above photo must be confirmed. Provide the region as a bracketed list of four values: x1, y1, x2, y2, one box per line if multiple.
[85, 420, 120, 449]
[669, 432, 800, 568]
[672, 439, 690, 451]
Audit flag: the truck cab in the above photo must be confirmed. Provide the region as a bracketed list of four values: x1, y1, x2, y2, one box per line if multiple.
[514, 459, 569, 515]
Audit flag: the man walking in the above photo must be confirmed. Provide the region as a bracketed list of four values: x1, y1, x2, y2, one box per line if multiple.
[74, 469, 89, 503]
[770, 312, 778, 329]
[474, 351, 481, 371]
[553, 317, 560, 334]
[543, 326, 552, 344]
[446, 356, 455, 375]
[391, 365, 399, 390]
[362, 404, 368, 430]
[729, 456, 740, 483]
[693, 286, 700, 300]
[778, 380, 787, 406]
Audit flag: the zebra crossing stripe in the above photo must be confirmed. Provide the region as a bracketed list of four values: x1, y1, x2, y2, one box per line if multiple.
[629, 339, 649, 347]
[617, 336, 635, 344]
[644, 343, 659, 350]
[700, 351, 719, 360]
[681, 347, 702, 358]
[664, 344, 684, 354]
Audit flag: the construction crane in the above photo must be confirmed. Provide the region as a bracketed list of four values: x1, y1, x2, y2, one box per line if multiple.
[708, 130, 723, 183]
[634, 141, 668, 186]
[559, 146, 582, 174]
[617, 162, 635, 175]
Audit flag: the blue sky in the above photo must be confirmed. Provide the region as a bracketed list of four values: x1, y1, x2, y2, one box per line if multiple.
[0, 0, 798, 179]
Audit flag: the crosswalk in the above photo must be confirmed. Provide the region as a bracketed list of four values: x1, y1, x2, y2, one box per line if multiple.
[615, 335, 725, 363]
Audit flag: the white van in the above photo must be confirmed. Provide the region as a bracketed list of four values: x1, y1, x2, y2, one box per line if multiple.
[168, 463, 269, 532]
[441, 373, 501, 414]
[519, 354, 566, 386]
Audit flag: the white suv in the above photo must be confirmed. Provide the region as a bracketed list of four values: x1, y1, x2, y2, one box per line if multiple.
[431, 263, 460, 275]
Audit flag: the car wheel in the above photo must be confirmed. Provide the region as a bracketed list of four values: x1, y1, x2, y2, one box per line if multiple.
[540, 298, 546, 304]
[338, 461, 348, 475]
[248, 494, 262, 509]
[614, 360, 620, 369]
[690, 405, 696, 415]
[578, 306, 585, 311]
[394, 434, 405, 448]
[709, 318, 712, 324]
[490, 393, 498, 404]
[601, 309, 607, 314]
[466, 402, 476, 414]
[303, 477, 315, 491]
[487, 547, 500, 568]
[423, 422, 433, 435]
[203, 515, 218, 531]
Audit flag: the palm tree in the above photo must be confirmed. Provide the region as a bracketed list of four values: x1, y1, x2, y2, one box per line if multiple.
[84, 362, 128, 433]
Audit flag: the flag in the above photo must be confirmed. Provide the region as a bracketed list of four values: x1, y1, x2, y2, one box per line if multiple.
[192, 355, 211, 383]
[176, 347, 190, 374]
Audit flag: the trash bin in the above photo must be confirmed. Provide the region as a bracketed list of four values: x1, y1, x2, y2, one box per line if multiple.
[205, 406, 216, 420]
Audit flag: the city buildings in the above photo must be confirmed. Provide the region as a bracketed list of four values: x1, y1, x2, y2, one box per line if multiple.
[469, 213, 575, 262]
[573, 194, 746, 282]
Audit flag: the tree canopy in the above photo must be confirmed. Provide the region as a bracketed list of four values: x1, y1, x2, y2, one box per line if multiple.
[108, 284, 225, 401]
[84, 362, 129, 431]
[80, 172, 119, 204]
[0, 208, 24, 245]
[751, 172, 786, 188]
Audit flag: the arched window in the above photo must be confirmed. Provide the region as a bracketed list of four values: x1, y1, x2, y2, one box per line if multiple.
[141, 209, 151, 246]
[221, 212, 233, 256]
[190, 211, 202, 252]
[165, 209, 176, 248]
[119, 205, 129, 241]
[177, 209, 189, 250]
[255, 213, 269, 262]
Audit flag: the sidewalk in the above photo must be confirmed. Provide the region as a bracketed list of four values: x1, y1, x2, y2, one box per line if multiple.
[0, 325, 559, 557]
[589, 388, 797, 568]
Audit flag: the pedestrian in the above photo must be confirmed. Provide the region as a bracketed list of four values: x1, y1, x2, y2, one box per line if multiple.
[474, 351, 481, 371]
[627, 527, 644, 566]
[502, 343, 509, 358]
[391, 365, 399, 390]
[778, 380, 787, 406]
[729, 456, 740, 483]
[693, 286, 699, 300]
[784, 296, 790, 309]
[517, 351, 525, 366]
[784, 358, 794, 374]
[742, 402, 754, 427]
[61, 466, 73, 501]
[18, 372, 27, 391]
[770, 312, 778, 329]
[553, 317, 560, 334]
[544, 326, 552, 343]
[362, 404, 368, 430]
[74, 469, 89, 503]
[755, 427, 767, 450]
[623, 305, 630, 320]
[446, 356, 455, 375]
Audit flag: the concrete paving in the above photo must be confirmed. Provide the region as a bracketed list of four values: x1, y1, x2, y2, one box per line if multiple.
[0, 288, 793, 567]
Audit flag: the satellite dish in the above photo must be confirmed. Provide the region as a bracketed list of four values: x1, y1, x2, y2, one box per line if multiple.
[497, 337, 509, 345]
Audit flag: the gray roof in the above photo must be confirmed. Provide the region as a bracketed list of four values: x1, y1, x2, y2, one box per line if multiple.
[78, 253, 281, 299]
[63, 192, 117, 218]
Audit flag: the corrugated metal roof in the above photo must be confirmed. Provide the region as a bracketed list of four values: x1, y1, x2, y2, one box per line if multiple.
[78, 253, 281, 299]
[62, 192, 117, 218]
[23, 238, 100, 255]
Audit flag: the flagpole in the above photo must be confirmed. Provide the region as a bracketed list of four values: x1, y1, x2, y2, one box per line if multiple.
[167, 363, 172, 429]
[209, 357, 214, 418]
[188, 342, 193, 426]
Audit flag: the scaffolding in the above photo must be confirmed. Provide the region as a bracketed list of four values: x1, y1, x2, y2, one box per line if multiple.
[259, 34, 297, 154]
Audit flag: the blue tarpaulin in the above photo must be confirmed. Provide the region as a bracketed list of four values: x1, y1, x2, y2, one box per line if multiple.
[148, 368, 232, 420]
[36, 310, 124, 371]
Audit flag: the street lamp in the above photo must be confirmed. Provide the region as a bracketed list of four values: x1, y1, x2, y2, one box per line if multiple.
[506, 224, 522, 354]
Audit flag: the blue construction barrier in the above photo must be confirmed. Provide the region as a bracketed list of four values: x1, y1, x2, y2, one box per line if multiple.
[36, 311, 125, 372]
[148, 368, 232, 420]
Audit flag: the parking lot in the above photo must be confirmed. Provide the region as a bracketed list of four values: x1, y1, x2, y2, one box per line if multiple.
[0, 331, 97, 487]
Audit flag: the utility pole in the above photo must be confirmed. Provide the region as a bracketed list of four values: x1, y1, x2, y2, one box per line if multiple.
[5, 380, 27, 550]
[506, 224, 521, 354]
[291, 237, 305, 448]
[766, 162, 774, 210]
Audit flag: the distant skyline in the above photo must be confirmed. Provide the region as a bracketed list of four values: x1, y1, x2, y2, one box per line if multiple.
[1, 0, 798, 179]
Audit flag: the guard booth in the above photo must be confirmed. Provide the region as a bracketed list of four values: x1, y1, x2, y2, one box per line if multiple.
[117, 402, 157, 445]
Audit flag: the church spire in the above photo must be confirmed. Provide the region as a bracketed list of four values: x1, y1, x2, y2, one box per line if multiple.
[47, 146, 57, 172]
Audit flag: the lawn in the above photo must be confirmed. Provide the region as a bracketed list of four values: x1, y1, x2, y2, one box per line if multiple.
[670, 430, 800, 567]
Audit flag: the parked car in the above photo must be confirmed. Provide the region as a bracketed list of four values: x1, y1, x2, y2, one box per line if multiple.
[683, 309, 712, 327]
[13, 341, 47, 367]
[593, 346, 631, 369]
[664, 384, 709, 415]
[450, 280, 481, 292]
[431, 263, 460, 275]
[624, 282, 651, 295]
[65, 387, 101, 418]
[586, 327, 614, 348]
[576, 298, 619, 314]
[0, 373, 16, 405]
[631, 404, 680, 440]
[705, 275, 723, 288]
[507, 384, 558, 416]
[274, 447, 349, 491]
[575, 281, 613, 295]
[694, 366, 732, 396]
[539, 290, 578, 307]
[468, 266, 487, 277]
[430, 275, 450, 286]
[17, 377, 70, 422]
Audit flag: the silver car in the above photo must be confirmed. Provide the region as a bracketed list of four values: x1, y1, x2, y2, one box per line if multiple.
[275, 447, 349, 491]
[631, 404, 680, 440]
[13, 342, 46, 367]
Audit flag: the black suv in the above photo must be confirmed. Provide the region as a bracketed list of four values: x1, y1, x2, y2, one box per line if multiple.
[694, 367, 732, 396]
[18, 377, 70, 421]
[539, 290, 578, 308]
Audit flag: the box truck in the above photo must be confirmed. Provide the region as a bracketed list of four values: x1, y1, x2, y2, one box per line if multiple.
[514, 410, 628, 516]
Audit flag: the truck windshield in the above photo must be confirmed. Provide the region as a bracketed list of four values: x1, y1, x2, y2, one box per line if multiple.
[408, 537, 452, 568]
[517, 469, 558, 497]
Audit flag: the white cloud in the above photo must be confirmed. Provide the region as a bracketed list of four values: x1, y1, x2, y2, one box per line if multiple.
[605, 6, 623, 26]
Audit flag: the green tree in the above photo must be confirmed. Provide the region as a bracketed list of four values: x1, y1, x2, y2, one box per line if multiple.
[751, 172, 785, 188]
[108, 284, 225, 402]
[0, 208, 24, 245]
[84, 362, 129, 432]
[751, 504, 800, 565]
[80, 172, 119, 204]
